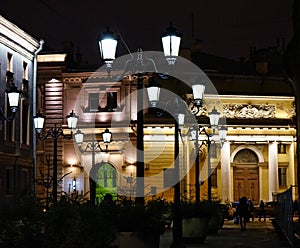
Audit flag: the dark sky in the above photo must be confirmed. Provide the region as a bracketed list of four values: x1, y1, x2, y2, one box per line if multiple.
[0, 0, 294, 65]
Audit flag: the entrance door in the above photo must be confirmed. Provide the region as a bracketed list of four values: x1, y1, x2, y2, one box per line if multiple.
[90, 162, 117, 205]
[233, 166, 259, 204]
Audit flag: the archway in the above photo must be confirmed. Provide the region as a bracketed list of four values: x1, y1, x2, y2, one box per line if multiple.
[89, 162, 118, 205]
[233, 148, 259, 204]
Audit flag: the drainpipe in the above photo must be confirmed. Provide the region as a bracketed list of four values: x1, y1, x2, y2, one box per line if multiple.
[32, 39, 44, 195]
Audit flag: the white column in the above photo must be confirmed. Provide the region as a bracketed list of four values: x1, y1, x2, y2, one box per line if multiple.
[288, 142, 296, 199]
[221, 141, 231, 203]
[268, 142, 279, 201]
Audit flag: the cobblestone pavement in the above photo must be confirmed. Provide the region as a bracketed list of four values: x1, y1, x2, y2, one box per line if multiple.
[160, 218, 285, 248]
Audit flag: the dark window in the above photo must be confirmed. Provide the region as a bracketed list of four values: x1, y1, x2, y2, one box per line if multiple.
[22, 101, 29, 144]
[5, 168, 13, 195]
[211, 168, 217, 187]
[106, 92, 117, 111]
[278, 168, 287, 187]
[21, 169, 29, 192]
[89, 93, 99, 111]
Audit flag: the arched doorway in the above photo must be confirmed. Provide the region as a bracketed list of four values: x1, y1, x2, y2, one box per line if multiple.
[233, 149, 259, 204]
[89, 162, 117, 205]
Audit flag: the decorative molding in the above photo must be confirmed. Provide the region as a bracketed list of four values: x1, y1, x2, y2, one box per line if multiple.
[223, 103, 275, 119]
[0, 16, 40, 60]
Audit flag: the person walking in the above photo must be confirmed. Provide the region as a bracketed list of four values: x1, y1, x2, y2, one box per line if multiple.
[258, 200, 266, 222]
[248, 199, 254, 222]
[237, 196, 249, 231]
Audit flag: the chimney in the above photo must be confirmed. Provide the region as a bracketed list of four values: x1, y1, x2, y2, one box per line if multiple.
[63, 41, 74, 64]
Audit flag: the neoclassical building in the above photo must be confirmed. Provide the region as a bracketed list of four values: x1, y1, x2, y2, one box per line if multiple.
[0, 15, 43, 212]
[36, 41, 296, 205]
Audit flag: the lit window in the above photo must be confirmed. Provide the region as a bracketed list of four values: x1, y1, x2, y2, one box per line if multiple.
[278, 168, 287, 187]
[89, 93, 99, 111]
[278, 143, 287, 154]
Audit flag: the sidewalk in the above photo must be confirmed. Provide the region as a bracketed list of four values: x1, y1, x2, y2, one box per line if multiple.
[160, 218, 286, 248]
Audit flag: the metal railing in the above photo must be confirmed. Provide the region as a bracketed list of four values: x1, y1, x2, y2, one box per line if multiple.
[275, 186, 294, 246]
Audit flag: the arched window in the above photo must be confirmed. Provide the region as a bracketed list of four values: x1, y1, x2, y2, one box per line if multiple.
[90, 162, 117, 204]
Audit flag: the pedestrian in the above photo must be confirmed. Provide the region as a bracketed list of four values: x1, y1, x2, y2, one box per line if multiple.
[237, 196, 249, 231]
[258, 200, 266, 222]
[248, 199, 254, 222]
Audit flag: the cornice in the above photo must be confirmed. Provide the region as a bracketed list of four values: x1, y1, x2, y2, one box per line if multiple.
[0, 15, 40, 60]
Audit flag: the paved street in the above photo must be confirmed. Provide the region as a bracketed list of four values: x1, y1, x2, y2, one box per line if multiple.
[160, 218, 287, 248]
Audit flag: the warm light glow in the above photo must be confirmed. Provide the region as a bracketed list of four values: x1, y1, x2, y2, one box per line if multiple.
[127, 165, 136, 174]
[49, 78, 60, 83]
[68, 158, 78, 166]
[37, 54, 67, 62]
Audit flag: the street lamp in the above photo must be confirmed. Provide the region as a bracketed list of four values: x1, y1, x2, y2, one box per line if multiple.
[99, 23, 183, 247]
[74, 128, 112, 204]
[98, 27, 118, 77]
[146, 80, 188, 248]
[98, 23, 181, 205]
[33, 110, 78, 204]
[191, 107, 227, 202]
[0, 83, 22, 121]
[149, 79, 207, 204]
[161, 22, 182, 65]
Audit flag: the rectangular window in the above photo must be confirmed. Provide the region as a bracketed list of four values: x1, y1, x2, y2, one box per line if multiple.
[278, 143, 286, 154]
[23, 61, 28, 79]
[211, 169, 217, 187]
[7, 53, 13, 72]
[21, 169, 29, 192]
[106, 92, 117, 111]
[89, 93, 99, 112]
[278, 168, 287, 187]
[22, 79, 29, 96]
[5, 94, 14, 142]
[21, 100, 29, 144]
[5, 167, 13, 196]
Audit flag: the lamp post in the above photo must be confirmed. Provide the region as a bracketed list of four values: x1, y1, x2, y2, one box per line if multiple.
[0, 83, 22, 121]
[147, 82, 187, 248]
[33, 110, 78, 204]
[74, 128, 112, 204]
[191, 107, 227, 202]
[99, 23, 181, 206]
[99, 23, 183, 247]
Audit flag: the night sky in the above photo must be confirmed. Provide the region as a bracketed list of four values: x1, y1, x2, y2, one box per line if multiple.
[0, 0, 294, 65]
